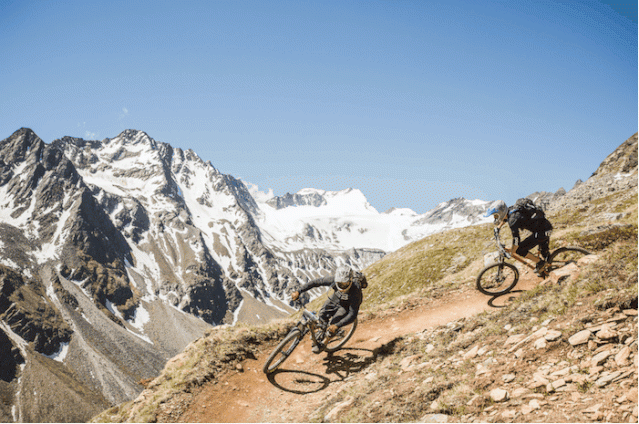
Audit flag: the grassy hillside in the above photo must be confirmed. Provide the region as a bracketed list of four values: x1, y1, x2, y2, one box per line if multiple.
[92, 181, 637, 423]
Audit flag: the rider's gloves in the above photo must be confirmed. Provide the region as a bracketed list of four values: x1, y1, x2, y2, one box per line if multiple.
[291, 291, 299, 301]
[327, 324, 338, 335]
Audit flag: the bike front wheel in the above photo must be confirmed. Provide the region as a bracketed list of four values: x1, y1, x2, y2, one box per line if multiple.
[476, 262, 519, 296]
[546, 247, 592, 273]
[324, 319, 357, 353]
[263, 328, 303, 374]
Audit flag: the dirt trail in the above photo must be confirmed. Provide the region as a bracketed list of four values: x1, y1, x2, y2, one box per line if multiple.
[179, 274, 542, 423]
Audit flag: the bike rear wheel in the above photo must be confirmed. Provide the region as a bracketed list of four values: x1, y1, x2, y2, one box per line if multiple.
[324, 318, 357, 353]
[546, 247, 592, 273]
[263, 329, 302, 374]
[476, 262, 519, 296]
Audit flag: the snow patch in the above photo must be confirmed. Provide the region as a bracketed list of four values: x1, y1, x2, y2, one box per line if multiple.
[44, 341, 70, 362]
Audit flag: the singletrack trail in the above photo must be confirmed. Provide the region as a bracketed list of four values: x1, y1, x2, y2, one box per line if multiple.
[178, 273, 542, 423]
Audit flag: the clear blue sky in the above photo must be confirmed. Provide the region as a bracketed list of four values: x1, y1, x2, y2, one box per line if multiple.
[1, 0, 636, 213]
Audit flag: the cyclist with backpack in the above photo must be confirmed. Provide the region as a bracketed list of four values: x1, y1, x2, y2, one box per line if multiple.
[485, 198, 553, 276]
[291, 265, 366, 353]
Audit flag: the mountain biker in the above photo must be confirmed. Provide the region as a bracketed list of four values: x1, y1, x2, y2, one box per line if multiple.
[485, 199, 553, 276]
[290, 265, 364, 353]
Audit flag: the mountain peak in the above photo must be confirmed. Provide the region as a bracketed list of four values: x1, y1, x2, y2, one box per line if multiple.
[112, 129, 157, 148]
[592, 132, 638, 177]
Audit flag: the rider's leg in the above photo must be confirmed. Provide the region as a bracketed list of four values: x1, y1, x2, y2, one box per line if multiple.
[318, 300, 337, 326]
[538, 233, 551, 261]
[328, 306, 348, 326]
[516, 236, 540, 263]
[313, 301, 338, 353]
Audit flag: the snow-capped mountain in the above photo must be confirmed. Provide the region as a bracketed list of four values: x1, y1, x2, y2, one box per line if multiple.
[250, 185, 494, 252]
[0, 127, 496, 421]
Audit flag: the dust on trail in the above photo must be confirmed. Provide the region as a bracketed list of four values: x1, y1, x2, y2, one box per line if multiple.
[179, 272, 542, 423]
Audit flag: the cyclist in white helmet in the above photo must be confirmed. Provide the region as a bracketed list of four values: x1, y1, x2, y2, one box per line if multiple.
[291, 265, 364, 353]
[485, 199, 553, 276]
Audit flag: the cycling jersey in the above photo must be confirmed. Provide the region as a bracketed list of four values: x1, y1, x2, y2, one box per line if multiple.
[507, 207, 553, 258]
[298, 275, 363, 328]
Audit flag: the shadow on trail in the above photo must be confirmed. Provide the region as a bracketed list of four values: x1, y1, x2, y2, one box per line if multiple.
[487, 289, 525, 308]
[266, 369, 330, 394]
[322, 347, 376, 380]
[266, 347, 376, 394]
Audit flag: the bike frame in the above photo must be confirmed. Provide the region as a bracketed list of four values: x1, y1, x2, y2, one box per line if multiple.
[493, 227, 547, 274]
[299, 307, 326, 346]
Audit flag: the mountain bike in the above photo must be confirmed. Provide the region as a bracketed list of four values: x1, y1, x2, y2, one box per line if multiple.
[476, 227, 592, 296]
[262, 304, 357, 374]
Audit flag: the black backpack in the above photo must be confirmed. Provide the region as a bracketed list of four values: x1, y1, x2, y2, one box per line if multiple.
[353, 271, 368, 289]
[512, 198, 545, 219]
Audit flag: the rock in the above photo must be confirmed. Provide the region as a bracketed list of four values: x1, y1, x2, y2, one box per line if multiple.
[583, 403, 603, 414]
[236, 363, 244, 372]
[532, 327, 548, 338]
[551, 379, 566, 390]
[529, 399, 541, 410]
[548, 263, 580, 284]
[533, 372, 549, 385]
[568, 373, 587, 384]
[589, 365, 604, 377]
[505, 334, 526, 346]
[596, 324, 617, 340]
[615, 346, 631, 366]
[502, 373, 516, 383]
[511, 388, 529, 398]
[534, 337, 547, 349]
[501, 410, 516, 419]
[528, 381, 546, 390]
[544, 329, 562, 341]
[419, 414, 449, 423]
[520, 404, 534, 415]
[551, 367, 571, 377]
[490, 388, 509, 402]
[569, 329, 592, 345]
[623, 309, 638, 317]
[475, 365, 490, 377]
[591, 350, 611, 366]
[577, 255, 599, 265]
[595, 370, 622, 387]
[463, 345, 480, 360]
[324, 396, 355, 422]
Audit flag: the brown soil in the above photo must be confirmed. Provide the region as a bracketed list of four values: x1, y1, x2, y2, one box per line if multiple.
[177, 272, 542, 422]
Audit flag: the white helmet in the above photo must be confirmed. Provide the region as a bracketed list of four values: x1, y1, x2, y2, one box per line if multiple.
[334, 266, 353, 292]
[485, 200, 508, 224]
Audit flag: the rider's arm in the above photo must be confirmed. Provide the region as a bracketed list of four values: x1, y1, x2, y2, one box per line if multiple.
[298, 276, 334, 293]
[507, 212, 521, 247]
